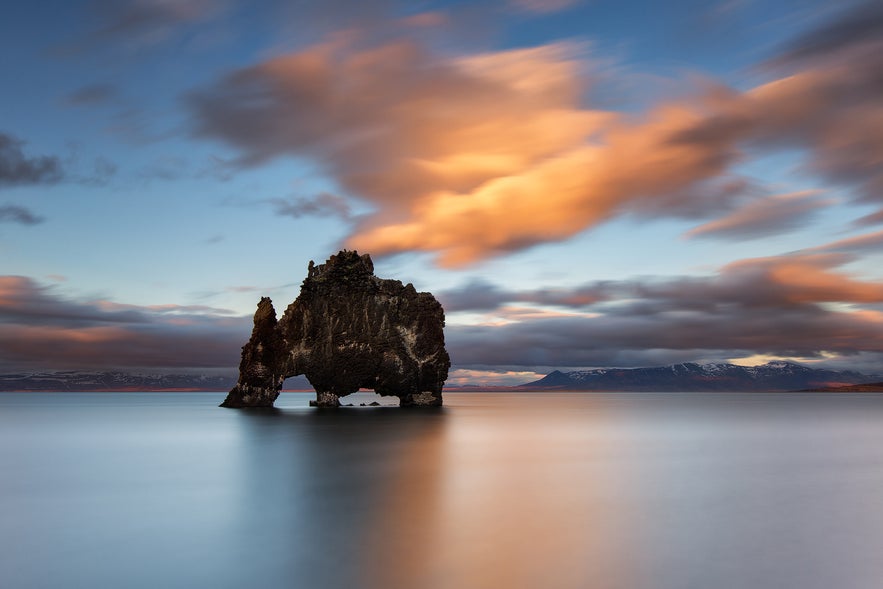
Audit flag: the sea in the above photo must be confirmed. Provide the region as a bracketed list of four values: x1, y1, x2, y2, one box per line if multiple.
[2, 391, 883, 589]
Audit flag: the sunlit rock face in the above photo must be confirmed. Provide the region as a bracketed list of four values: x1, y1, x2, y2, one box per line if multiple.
[221, 251, 450, 408]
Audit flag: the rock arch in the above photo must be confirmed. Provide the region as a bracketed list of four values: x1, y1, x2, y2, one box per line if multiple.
[221, 251, 450, 408]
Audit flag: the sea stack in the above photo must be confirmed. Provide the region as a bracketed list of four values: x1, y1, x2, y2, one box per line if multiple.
[221, 250, 450, 408]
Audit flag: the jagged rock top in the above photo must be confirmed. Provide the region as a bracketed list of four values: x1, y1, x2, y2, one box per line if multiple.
[307, 250, 374, 280]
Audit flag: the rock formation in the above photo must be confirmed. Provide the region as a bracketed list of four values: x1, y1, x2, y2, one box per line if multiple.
[221, 250, 450, 408]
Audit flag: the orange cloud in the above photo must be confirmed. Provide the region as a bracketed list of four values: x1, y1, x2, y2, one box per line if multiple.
[348, 99, 744, 266]
[188, 3, 883, 266]
[721, 253, 883, 305]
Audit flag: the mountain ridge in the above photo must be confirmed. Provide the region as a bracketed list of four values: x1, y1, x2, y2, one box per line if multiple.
[519, 361, 882, 392]
[0, 371, 312, 392]
[2, 361, 881, 392]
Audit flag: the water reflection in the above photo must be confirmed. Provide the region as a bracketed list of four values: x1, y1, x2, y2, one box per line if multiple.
[224, 393, 883, 589]
[227, 396, 640, 589]
[3, 392, 883, 589]
[397, 397, 639, 589]
[227, 404, 448, 588]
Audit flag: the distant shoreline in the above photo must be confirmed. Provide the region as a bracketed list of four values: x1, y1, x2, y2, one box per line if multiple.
[800, 382, 883, 392]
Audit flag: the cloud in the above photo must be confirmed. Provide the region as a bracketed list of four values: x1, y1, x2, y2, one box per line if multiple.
[444, 251, 883, 314]
[0, 275, 247, 372]
[438, 280, 514, 313]
[85, 0, 227, 46]
[664, 253, 883, 306]
[188, 37, 747, 266]
[187, 2, 883, 266]
[439, 252, 883, 368]
[398, 12, 447, 29]
[439, 279, 609, 312]
[676, 1, 883, 204]
[65, 83, 117, 106]
[684, 191, 830, 240]
[455, 288, 883, 369]
[270, 192, 352, 220]
[185, 1, 883, 267]
[446, 304, 883, 369]
[0, 205, 44, 226]
[5, 245, 883, 374]
[0, 133, 63, 187]
[771, 1, 883, 66]
[853, 208, 883, 228]
[811, 229, 883, 254]
[671, 62, 883, 202]
[509, 0, 581, 13]
[0, 275, 154, 326]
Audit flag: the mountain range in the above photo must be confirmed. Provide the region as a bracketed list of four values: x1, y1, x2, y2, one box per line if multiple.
[519, 361, 882, 392]
[1, 362, 880, 392]
[0, 372, 314, 392]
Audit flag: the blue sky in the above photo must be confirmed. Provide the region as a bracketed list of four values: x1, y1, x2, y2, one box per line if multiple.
[2, 0, 883, 384]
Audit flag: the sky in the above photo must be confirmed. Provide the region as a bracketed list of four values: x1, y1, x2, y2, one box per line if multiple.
[2, 0, 883, 385]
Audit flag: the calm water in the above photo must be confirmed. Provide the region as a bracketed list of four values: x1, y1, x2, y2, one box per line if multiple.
[2, 392, 883, 589]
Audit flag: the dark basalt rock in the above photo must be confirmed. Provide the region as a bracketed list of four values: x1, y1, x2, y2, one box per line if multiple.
[221, 250, 450, 408]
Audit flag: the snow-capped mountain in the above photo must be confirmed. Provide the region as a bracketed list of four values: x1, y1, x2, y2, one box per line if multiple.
[520, 361, 881, 391]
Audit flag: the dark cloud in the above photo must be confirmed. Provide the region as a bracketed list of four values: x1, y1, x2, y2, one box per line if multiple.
[685, 191, 830, 240]
[445, 251, 883, 314]
[773, 1, 883, 66]
[5, 248, 883, 373]
[439, 279, 609, 312]
[0, 206, 44, 226]
[86, 0, 227, 46]
[441, 252, 883, 368]
[63, 0, 452, 58]
[0, 275, 154, 327]
[48, 0, 232, 58]
[270, 192, 352, 220]
[65, 83, 117, 106]
[0, 133, 63, 187]
[854, 208, 883, 228]
[811, 229, 883, 254]
[438, 280, 513, 313]
[446, 302, 883, 369]
[0, 322, 245, 372]
[0, 275, 246, 372]
[671, 47, 883, 204]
